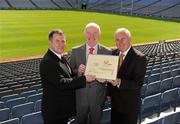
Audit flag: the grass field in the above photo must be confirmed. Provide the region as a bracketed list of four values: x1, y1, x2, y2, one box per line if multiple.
[0, 10, 180, 59]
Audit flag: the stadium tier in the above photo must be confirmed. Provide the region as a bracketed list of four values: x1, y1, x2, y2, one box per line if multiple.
[0, 41, 180, 124]
[0, 0, 180, 19]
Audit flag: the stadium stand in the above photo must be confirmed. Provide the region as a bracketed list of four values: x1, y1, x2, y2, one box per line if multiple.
[0, 40, 179, 124]
[51, 0, 73, 9]
[6, 0, 36, 9]
[0, 0, 11, 9]
[0, 0, 180, 19]
[30, 0, 59, 9]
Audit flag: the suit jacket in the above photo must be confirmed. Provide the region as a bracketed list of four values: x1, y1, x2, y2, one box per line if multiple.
[39, 49, 86, 120]
[69, 43, 111, 118]
[109, 47, 147, 114]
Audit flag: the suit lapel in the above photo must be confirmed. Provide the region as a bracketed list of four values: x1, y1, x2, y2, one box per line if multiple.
[59, 61, 71, 77]
[80, 44, 87, 64]
[97, 44, 104, 54]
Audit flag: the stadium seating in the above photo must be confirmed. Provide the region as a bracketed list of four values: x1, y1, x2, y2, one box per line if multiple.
[0, 0, 11, 9]
[0, 0, 180, 18]
[140, 93, 161, 119]
[160, 77, 173, 93]
[160, 88, 178, 112]
[6, 0, 36, 9]
[5, 97, 26, 109]
[0, 40, 179, 124]
[1, 94, 19, 102]
[11, 102, 34, 119]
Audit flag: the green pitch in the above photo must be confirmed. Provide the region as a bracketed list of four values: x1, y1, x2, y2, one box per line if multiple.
[0, 10, 180, 58]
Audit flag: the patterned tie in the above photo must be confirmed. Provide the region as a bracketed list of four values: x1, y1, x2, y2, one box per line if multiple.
[118, 53, 124, 69]
[61, 56, 71, 74]
[89, 47, 94, 54]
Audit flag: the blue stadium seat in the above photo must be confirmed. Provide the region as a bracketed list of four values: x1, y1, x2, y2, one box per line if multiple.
[160, 77, 173, 92]
[141, 93, 161, 119]
[171, 65, 179, 70]
[21, 111, 43, 124]
[145, 81, 160, 97]
[101, 109, 111, 124]
[0, 118, 19, 124]
[20, 90, 37, 98]
[148, 73, 161, 83]
[161, 66, 170, 72]
[5, 97, 26, 108]
[151, 68, 161, 74]
[11, 102, 34, 119]
[27, 93, 42, 103]
[35, 99, 41, 112]
[0, 108, 10, 122]
[152, 64, 161, 70]
[172, 75, 180, 88]
[1, 94, 19, 102]
[161, 71, 171, 80]
[160, 88, 178, 112]
[172, 68, 180, 77]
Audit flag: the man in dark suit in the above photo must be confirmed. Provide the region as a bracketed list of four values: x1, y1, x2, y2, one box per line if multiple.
[108, 28, 147, 124]
[70, 23, 111, 124]
[39, 29, 95, 124]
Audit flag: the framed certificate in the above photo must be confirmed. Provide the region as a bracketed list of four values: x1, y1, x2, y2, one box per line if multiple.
[85, 54, 119, 80]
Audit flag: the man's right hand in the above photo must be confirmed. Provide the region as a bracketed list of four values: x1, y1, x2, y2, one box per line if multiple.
[78, 64, 86, 76]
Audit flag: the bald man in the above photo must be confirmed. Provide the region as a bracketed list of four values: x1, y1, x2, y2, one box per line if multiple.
[108, 28, 147, 124]
[70, 23, 111, 124]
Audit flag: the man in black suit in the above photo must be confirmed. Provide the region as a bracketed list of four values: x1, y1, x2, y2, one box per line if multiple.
[108, 28, 147, 124]
[39, 29, 95, 124]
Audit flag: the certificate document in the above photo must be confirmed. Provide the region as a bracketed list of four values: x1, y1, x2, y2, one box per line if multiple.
[85, 54, 119, 80]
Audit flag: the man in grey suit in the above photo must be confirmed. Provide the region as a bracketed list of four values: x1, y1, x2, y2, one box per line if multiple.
[70, 22, 111, 124]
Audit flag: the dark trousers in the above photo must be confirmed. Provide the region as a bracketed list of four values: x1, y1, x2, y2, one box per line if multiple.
[111, 109, 137, 124]
[44, 117, 68, 124]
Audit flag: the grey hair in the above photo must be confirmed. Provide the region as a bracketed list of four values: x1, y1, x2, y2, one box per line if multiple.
[115, 28, 131, 38]
[84, 22, 101, 33]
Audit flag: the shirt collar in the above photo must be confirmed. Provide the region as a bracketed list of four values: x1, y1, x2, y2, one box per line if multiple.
[120, 46, 131, 57]
[86, 43, 98, 50]
[50, 48, 62, 60]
